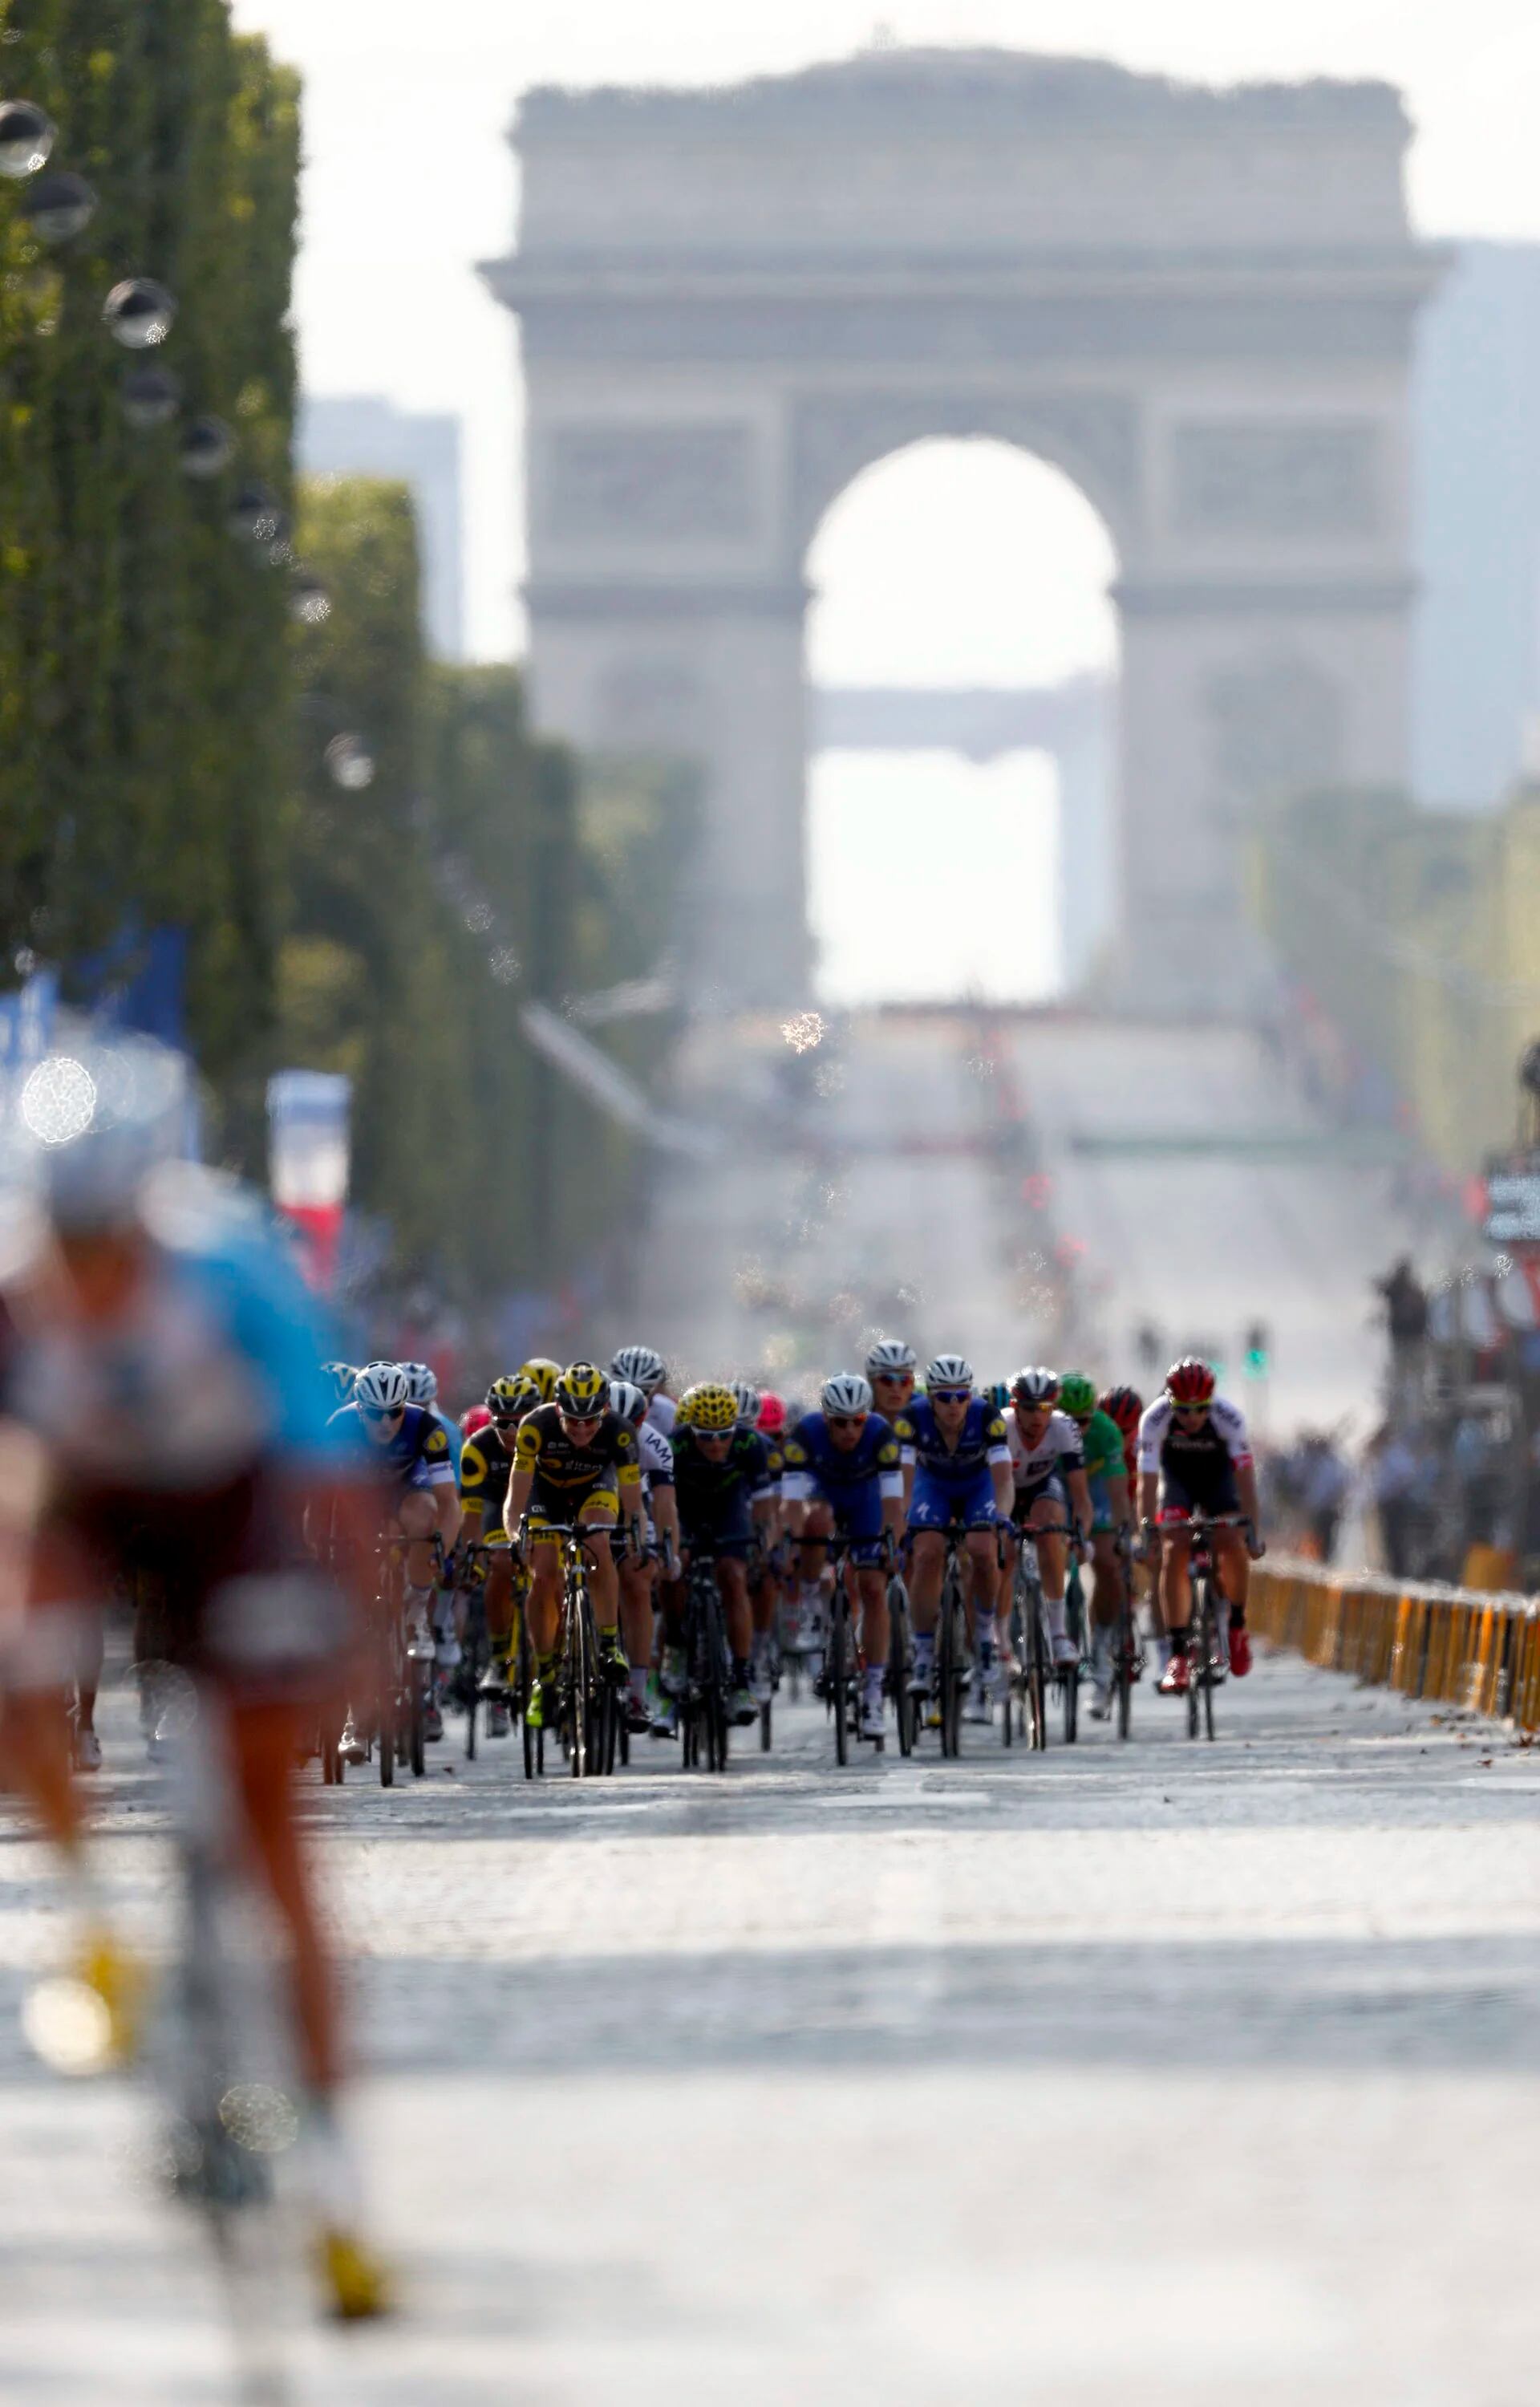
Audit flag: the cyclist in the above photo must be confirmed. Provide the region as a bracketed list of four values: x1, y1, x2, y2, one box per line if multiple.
[1100, 1383, 1155, 1676]
[330, 1361, 460, 1759]
[611, 1343, 676, 1439]
[780, 1374, 904, 1739]
[1003, 1369, 1092, 1674]
[519, 1357, 561, 1405]
[894, 1355, 1014, 1711]
[459, 1371, 541, 1737]
[505, 1360, 644, 1730]
[0, 1065, 391, 2316]
[865, 1338, 918, 1506]
[322, 1361, 358, 1408]
[1056, 1373, 1133, 1718]
[1138, 1359, 1265, 1695]
[399, 1361, 463, 1739]
[747, 1390, 789, 1702]
[666, 1383, 777, 1727]
[610, 1377, 679, 1732]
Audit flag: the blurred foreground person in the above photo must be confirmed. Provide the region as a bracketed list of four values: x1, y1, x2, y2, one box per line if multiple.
[0, 1039, 391, 2319]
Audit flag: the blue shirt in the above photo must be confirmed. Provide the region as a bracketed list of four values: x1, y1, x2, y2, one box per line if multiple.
[894, 1396, 1010, 1484]
[780, 1411, 902, 1497]
[328, 1399, 456, 1485]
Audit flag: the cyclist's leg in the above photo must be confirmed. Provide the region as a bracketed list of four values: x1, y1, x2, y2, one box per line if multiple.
[1027, 1483, 1075, 1662]
[715, 1551, 755, 1719]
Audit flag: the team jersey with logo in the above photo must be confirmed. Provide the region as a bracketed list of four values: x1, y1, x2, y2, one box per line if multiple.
[636, 1418, 675, 1491]
[780, 1411, 903, 1500]
[459, 1420, 516, 1532]
[1002, 1406, 1084, 1488]
[330, 1398, 456, 1487]
[1076, 1408, 1126, 1484]
[894, 1396, 1011, 1482]
[670, 1427, 775, 1521]
[1137, 1394, 1253, 1480]
[514, 1402, 642, 1501]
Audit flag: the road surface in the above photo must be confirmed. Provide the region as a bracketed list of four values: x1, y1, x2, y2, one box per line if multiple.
[624, 1006, 1431, 1424]
[2, 1647, 1538, 2403]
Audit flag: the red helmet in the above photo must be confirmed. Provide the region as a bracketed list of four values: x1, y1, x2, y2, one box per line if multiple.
[756, 1390, 787, 1437]
[461, 1404, 492, 1436]
[1165, 1358, 1215, 1406]
[1099, 1384, 1144, 1439]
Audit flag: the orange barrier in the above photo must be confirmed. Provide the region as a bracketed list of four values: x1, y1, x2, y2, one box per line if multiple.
[1250, 1561, 1538, 1733]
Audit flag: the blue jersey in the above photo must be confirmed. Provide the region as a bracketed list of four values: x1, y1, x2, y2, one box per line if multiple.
[780, 1411, 902, 1498]
[431, 1404, 464, 1484]
[0, 1167, 353, 1493]
[894, 1396, 1010, 1486]
[329, 1399, 456, 1488]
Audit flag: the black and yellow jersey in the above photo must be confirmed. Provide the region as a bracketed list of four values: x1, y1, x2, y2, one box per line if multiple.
[460, 1421, 517, 1535]
[513, 1402, 642, 1501]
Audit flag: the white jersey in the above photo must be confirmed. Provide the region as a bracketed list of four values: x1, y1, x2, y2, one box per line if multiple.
[1137, 1394, 1253, 1479]
[1003, 1406, 1084, 1488]
[637, 1418, 675, 1489]
[646, 1393, 677, 1440]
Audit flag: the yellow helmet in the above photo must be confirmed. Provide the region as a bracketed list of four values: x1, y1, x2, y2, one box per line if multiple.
[519, 1357, 561, 1402]
[555, 1359, 608, 1418]
[682, 1381, 738, 1432]
[487, 1372, 537, 1419]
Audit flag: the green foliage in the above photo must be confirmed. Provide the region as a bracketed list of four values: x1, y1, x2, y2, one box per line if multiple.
[0, 0, 298, 1075]
[285, 478, 696, 1307]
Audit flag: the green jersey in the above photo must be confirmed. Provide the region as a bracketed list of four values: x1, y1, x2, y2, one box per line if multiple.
[1078, 1409, 1127, 1484]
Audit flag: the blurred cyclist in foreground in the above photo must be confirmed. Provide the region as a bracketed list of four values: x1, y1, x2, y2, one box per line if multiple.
[0, 1039, 391, 2318]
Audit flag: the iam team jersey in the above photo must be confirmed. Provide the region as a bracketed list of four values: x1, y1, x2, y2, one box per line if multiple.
[1002, 1406, 1084, 1492]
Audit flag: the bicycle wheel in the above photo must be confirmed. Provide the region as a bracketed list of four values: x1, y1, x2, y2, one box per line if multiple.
[566, 1589, 590, 1779]
[937, 1575, 962, 1759]
[1062, 1660, 1079, 1746]
[1019, 1577, 1048, 1751]
[1185, 1597, 1202, 1740]
[829, 1593, 850, 1767]
[1115, 1605, 1134, 1743]
[704, 1588, 730, 1772]
[377, 1669, 395, 1787]
[889, 1587, 915, 1760]
[760, 1689, 772, 1752]
[1201, 1592, 1218, 1743]
[408, 1660, 428, 1779]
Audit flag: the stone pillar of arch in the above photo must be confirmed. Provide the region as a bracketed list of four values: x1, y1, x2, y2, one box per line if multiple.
[484, 51, 1444, 1013]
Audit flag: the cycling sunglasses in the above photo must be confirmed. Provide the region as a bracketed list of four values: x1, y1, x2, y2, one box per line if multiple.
[1170, 1400, 1212, 1415]
[828, 1412, 868, 1430]
[930, 1387, 971, 1403]
[361, 1404, 403, 1425]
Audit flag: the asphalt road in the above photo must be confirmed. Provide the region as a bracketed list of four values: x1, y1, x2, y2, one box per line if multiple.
[3, 1646, 1539, 2405]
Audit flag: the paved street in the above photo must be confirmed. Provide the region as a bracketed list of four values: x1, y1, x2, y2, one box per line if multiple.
[3, 1646, 1539, 2404]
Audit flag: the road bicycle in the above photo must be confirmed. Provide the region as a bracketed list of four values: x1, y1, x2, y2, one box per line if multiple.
[918, 1527, 977, 1760]
[1003, 1520, 1088, 1747]
[818, 1534, 895, 1764]
[1108, 1527, 1144, 1741]
[1149, 1511, 1253, 1742]
[886, 1565, 917, 1758]
[678, 1547, 732, 1772]
[515, 1520, 619, 1780]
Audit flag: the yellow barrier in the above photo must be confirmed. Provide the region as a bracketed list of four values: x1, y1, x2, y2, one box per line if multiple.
[1250, 1561, 1538, 1733]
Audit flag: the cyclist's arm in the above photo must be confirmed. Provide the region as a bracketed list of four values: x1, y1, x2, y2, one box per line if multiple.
[1066, 1466, 1092, 1539]
[505, 1464, 533, 1536]
[1236, 1460, 1262, 1535]
[1138, 1469, 1159, 1528]
[1106, 1468, 1130, 1528]
[987, 1426, 1013, 1519]
[650, 1483, 680, 1564]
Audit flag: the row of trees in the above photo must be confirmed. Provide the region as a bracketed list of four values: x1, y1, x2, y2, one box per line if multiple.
[0, 1, 693, 1324]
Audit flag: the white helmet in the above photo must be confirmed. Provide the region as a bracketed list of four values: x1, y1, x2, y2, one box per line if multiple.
[609, 1379, 648, 1428]
[730, 1380, 761, 1425]
[821, 1372, 873, 1417]
[400, 1360, 438, 1406]
[1011, 1366, 1060, 1407]
[866, 1337, 917, 1378]
[355, 1360, 410, 1415]
[925, 1354, 974, 1394]
[611, 1344, 666, 1395]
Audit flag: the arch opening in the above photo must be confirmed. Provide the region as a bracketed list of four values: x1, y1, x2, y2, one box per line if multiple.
[804, 438, 1120, 1007]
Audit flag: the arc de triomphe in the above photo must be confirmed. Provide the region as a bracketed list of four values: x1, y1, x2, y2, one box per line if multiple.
[483, 51, 1441, 1011]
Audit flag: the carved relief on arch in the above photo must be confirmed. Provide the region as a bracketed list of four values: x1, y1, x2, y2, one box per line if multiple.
[1206, 652, 1346, 801]
[789, 390, 1141, 558]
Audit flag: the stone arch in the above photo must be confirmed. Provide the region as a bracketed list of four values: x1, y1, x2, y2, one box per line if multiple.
[488, 50, 1443, 1009]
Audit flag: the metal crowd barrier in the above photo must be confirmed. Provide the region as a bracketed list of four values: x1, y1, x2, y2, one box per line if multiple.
[1250, 1561, 1540, 1732]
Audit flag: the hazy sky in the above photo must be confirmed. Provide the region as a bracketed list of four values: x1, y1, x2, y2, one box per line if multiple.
[229, 2, 1540, 997]
[233, 0, 1540, 663]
